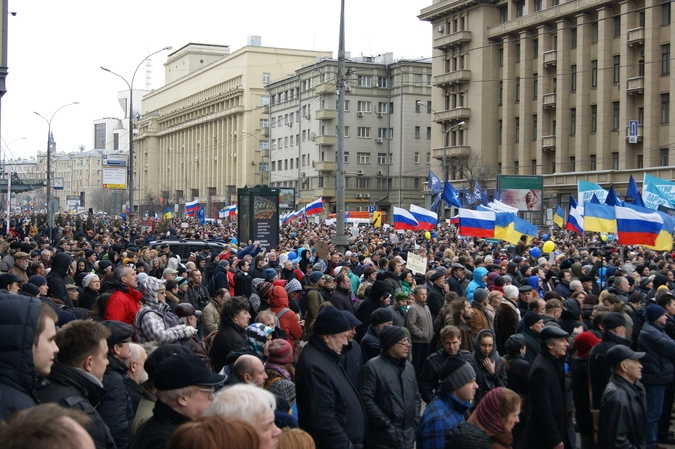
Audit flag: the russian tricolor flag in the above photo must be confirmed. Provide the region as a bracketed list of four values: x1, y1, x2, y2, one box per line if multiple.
[458, 208, 495, 238]
[566, 196, 584, 235]
[186, 200, 199, 217]
[228, 204, 238, 216]
[305, 197, 323, 216]
[409, 204, 437, 231]
[615, 205, 662, 246]
[393, 206, 419, 230]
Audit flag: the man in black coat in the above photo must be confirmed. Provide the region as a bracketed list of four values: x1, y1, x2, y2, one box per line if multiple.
[359, 325, 421, 449]
[36, 320, 116, 449]
[447, 264, 465, 297]
[598, 345, 647, 449]
[588, 312, 631, 409]
[130, 353, 225, 449]
[296, 307, 367, 449]
[522, 325, 572, 449]
[355, 280, 390, 342]
[209, 296, 250, 373]
[330, 273, 355, 314]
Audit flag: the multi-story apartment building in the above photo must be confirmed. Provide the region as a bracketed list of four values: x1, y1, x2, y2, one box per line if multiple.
[93, 118, 126, 152]
[52, 149, 107, 209]
[267, 54, 433, 214]
[134, 39, 332, 217]
[419, 0, 675, 210]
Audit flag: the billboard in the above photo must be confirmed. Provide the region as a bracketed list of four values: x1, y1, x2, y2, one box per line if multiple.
[497, 175, 544, 212]
[278, 188, 296, 210]
[102, 168, 127, 189]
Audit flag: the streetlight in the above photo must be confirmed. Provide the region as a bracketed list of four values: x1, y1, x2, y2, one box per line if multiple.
[101, 46, 172, 226]
[35, 102, 79, 244]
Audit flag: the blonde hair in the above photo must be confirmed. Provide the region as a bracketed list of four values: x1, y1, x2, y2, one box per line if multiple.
[278, 428, 316, 449]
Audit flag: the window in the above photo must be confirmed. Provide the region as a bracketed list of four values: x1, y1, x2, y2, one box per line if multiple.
[663, 2, 671, 25]
[515, 117, 520, 142]
[357, 101, 371, 113]
[499, 5, 508, 23]
[532, 114, 537, 140]
[498, 48, 504, 67]
[535, 0, 542, 12]
[426, 101, 432, 113]
[614, 16, 621, 37]
[514, 161, 519, 174]
[499, 81, 503, 105]
[344, 100, 350, 111]
[262, 72, 270, 83]
[570, 108, 576, 135]
[516, 0, 524, 17]
[613, 56, 620, 84]
[571, 27, 577, 49]
[427, 127, 432, 139]
[356, 178, 370, 189]
[357, 75, 371, 87]
[415, 102, 421, 113]
[377, 128, 392, 139]
[344, 152, 349, 163]
[591, 105, 598, 132]
[612, 101, 620, 130]
[344, 126, 350, 138]
[260, 96, 269, 106]
[414, 152, 420, 164]
[570, 157, 575, 171]
[377, 102, 389, 113]
[661, 148, 669, 166]
[662, 44, 670, 75]
[377, 153, 392, 165]
[591, 60, 598, 87]
[94, 124, 106, 149]
[498, 120, 503, 144]
[637, 155, 644, 168]
[571, 65, 577, 91]
[414, 74, 422, 86]
[357, 152, 370, 164]
[592, 22, 599, 43]
[590, 155, 597, 170]
[532, 159, 537, 175]
[533, 74, 538, 99]
[516, 44, 521, 62]
[515, 77, 520, 102]
[533, 39, 538, 58]
[357, 127, 371, 138]
[378, 76, 390, 88]
[662, 93, 670, 123]
[612, 152, 619, 170]
[414, 126, 420, 139]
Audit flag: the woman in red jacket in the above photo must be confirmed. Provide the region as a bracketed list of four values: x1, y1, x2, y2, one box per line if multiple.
[267, 285, 303, 351]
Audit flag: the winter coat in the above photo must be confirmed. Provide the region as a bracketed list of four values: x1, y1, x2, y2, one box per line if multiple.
[210, 320, 248, 373]
[184, 282, 210, 311]
[46, 252, 72, 307]
[380, 271, 402, 297]
[361, 325, 383, 363]
[212, 264, 230, 293]
[37, 361, 116, 449]
[419, 349, 473, 404]
[468, 300, 491, 338]
[522, 350, 571, 449]
[130, 399, 190, 449]
[296, 336, 367, 449]
[234, 270, 252, 298]
[588, 331, 632, 409]
[598, 374, 647, 449]
[637, 321, 675, 386]
[359, 352, 421, 449]
[268, 285, 302, 346]
[447, 274, 464, 297]
[406, 301, 434, 344]
[472, 330, 507, 404]
[98, 356, 135, 449]
[0, 295, 41, 419]
[355, 296, 384, 342]
[201, 299, 222, 336]
[465, 267, 488, 301]
[134, 295, 196, 345]
[494, 299, 520, 356]
[331, 286, 355, 314]
[570, 356, 594, 437]
[424, 282, 445, 323]
[521, 327, 540, 364]
[104, 286, 143, 326]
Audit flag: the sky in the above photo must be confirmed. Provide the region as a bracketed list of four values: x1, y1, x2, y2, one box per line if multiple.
[3, 0, 432, 161]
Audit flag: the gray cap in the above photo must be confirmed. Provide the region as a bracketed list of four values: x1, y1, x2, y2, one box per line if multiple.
[606, 344, 645, 367]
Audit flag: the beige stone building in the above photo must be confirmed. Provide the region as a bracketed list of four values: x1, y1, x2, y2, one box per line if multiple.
[266, 54, 433, 214]
[52, 149, 106, 209]
[419, 0, 675, 211]
[134, 40, 332, 217]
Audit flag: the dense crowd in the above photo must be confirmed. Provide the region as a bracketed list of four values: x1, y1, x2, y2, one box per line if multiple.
[0, 213, 674, 449]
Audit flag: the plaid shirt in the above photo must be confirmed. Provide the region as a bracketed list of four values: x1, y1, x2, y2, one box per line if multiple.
[417, 390, 472, 449]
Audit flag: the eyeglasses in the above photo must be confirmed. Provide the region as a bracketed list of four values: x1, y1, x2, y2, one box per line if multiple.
[396, 340, 411, 347]
[197, 388, 216, 399]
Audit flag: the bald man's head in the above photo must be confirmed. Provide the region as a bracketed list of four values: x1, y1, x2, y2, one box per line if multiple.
[233, 354, 267, 388]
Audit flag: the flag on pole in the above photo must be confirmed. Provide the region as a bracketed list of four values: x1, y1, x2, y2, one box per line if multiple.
[228, 204, 238, 216]
[605, 186, 623, 206]
[197, 206, 206, 225]
[566, 196, 583, 235]
[393, 207, 419, 230]
[553, 206, 565, 228]
[442, 181, 462, 208]
[473, 180, 482, 203]
[186, 200, 199, 217]
[305, 197, 323, 215]
[615, 205, 662, 246]
[163, 206, 172, 220]
[583, 202, 617, 233]
[409, 204, 438, 231]
[428, 170, 443, 196]
[458, 208, 495, 238]
[627, 175, 645, 207]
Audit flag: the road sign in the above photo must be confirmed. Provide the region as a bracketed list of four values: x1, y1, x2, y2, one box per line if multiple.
[53, 178, 64, 190]
[628, 120, 639, 144]
[368, 205, 376, 213]
[103, 154, 128, 166]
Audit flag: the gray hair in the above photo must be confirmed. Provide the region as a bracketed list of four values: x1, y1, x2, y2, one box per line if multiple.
[205, 384, 276, 424]
[569, 280, 582, 291]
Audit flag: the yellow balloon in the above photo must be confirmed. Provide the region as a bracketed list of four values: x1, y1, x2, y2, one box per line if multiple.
[424, 231, 431, 239]
[601, 234, 608, 241]
[542, 240, 555, 253]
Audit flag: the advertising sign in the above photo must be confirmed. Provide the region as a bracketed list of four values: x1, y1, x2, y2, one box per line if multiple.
[103, 154, 127, 166]
[278, 188, 296, 210]
[497, 175, 544, 212]
[252, 194, 279, 250]
[102, 168, 127, 189]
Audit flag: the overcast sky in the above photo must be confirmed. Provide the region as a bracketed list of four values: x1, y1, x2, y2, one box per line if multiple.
[3, 0, 431, 161]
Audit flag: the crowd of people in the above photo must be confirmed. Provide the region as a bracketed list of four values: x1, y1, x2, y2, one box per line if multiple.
[0, 213, 674, 449]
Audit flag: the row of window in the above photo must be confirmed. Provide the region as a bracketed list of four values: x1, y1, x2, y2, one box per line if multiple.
[271, 151, 431, 171]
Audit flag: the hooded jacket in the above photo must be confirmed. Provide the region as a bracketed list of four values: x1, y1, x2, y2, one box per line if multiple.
[0, 295, 41, 419]
[527, 276, 544, 298]
[46, 252, 72, 307]
[472, 329, 507, 404]
[465, 267, 488, 301]
[134, 285, 195, 345]
[268, 285, 302, 346]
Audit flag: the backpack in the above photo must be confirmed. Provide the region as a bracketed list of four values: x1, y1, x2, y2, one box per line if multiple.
[298, 287, 318, 316]
[276, 308, 292, 320]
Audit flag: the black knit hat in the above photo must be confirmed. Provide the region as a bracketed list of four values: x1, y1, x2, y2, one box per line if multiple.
[312, 306, 351, 335]
[370, 307, 394, 326]
[439, 357, 476, 392]
[379, 325, 406, 352]
[444, 422, 491, 449]
[523, 311, 542, 328]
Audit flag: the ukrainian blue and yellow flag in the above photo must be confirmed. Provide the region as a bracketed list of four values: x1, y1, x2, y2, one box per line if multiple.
[583, 202, 616, 233]
[163, 206, 172, 220]
[553, 206, 565, 228]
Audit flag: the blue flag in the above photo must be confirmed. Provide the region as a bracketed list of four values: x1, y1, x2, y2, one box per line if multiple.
[605, 186, 623, 206]
[493, 189, 501, 201]
[473, 180, 482, 203]
[429, 170, 443, 196]
[589, 194, 600, 204]
[442, 181, 462, 208]
[627, 175, 645, 207]
[197, 206, 205, 225]
[480, 188, 489, 206]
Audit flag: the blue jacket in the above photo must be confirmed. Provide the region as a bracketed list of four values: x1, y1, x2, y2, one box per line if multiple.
[638, 322, 675, 386]
[464, 267, 488, 301]
[417, 389, 471, 449]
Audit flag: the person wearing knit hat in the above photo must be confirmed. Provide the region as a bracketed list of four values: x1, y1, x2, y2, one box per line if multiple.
[570, 331, 603, 449]
[266, 338, 294, 365]
[358, 324, 419, 449]
[494, 285, 522, 356]
[295, 305, 367, 449]
[638, 302, 675, 448]
[417, 357, 477, 449]
[521, 311, 544, 364]
[444, 422, 491, 449]
[355, 280, 393, 342]
[361, 308, 394, 362]
[244, 323, 274, 359]
[263, 339, 297, 408]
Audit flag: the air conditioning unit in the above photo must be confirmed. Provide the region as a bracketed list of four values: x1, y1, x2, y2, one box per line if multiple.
[356, 193, 363, 198]
[357, 170, 364, 175]
[376, 137, 383, 144]
[305, 114, 311, 120]
[374, 82, 379, 88]
[363, 193, 371, 198]
[376, 112, 383, 118]
[377, 170, 384, 175]
[357, 111, 364, 117]
[301, 172, 306, 177]
[345, 85, 352, 92]
[437, 26, 444, 33]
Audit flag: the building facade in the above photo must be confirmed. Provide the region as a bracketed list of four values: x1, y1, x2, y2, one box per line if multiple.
[267, 54, 433, 214]
[419, 0, 675, 211]
[134, 40, 332, 217]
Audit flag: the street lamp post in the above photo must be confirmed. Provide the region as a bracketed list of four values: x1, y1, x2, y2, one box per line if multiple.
[34, 102, 79, 244]
[101, 46, 171, 226]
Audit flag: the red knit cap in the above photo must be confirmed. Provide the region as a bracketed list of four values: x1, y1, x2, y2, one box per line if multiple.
[267, 339, 294, 365]
[574, 331, 601, 358]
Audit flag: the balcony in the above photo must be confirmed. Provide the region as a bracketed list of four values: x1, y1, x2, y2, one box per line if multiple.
[541, 135, 556, 150]
[433, 69, 471, 86]
[432, 145, 471, 160]
[312, 161, 337, 172]
[316, 109, 337, 120]
[433, 107, 471, 123]
[434, 30, 472, 49]
[314, 83, 336, 95]
[543, 50, 557, 68]
[625, 123, 643, 142]
[314, 187, 336, 198]
[314, 135, 336, 146]
[627, 27, 645, 46]
[542, 92, 556, 109]
[626, 76, 644, 95]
